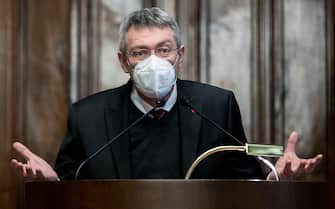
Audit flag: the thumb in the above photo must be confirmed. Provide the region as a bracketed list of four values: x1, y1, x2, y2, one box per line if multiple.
[12, 142, 35, 161]
[285, 131, 298, 153]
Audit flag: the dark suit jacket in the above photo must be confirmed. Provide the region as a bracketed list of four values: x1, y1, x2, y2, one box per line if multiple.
[55, 80, 265, 180]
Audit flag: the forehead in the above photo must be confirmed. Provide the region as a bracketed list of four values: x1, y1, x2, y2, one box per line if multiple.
[125, 26, 175, 49]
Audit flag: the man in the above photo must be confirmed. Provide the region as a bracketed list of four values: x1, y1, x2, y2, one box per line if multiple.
[11, 7, 322, 181]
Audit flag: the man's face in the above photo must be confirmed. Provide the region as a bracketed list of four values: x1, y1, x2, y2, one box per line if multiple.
[118, 26, 184, 80]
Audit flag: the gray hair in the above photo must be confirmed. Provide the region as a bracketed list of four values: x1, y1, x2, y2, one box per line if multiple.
[119, 7, 182, 54]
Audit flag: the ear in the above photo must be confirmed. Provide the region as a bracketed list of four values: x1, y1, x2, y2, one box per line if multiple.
[118, 51, 130, 73]
[176, 45, 185, 68]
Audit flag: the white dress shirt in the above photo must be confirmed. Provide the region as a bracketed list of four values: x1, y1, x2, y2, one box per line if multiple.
[130, 84, 177, 114]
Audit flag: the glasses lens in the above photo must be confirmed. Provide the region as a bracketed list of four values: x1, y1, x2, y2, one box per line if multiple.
[156, 47, 171, 57]
[129, 47, 177, 61]
[130, 49, 150, 61]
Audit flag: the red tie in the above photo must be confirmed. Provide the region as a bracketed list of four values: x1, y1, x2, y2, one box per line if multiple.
[153, 109, 167, 120]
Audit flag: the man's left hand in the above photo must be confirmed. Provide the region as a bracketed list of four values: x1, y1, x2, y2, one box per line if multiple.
[267, 131, 323, 180]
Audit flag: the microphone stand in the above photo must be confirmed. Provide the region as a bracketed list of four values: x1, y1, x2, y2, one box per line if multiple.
[184, 145, 281, 181]
[74, 100, 165, 180]
[181, 97, 283, 181]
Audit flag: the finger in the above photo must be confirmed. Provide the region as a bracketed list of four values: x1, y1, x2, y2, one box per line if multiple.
[10, 159, 24, 177]
[10, 159, 22, 168]
[305, 154, 323, 173]
[22, 165, 27, 177]
[305, 154, 322, 168]
[23, 164, 39, 180]
[285, 131, 298, 154]
[292, 160, 306, 178]
[284, 160, 292, 174]
[10, 159, 28, 172]
[26, 167, 38, 178]
[275, 157, 287, 173]
[27, 162, 37, 176]
[279, 159, 293, 179]
[310, 154, 323, 166]
[12, 142, 35, 161]
[26, 166, 33, 177]
[10, 159, 33, 179]
[314, 154, 323, 162]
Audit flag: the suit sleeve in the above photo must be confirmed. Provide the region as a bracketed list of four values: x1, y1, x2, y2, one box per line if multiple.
[226, 91, 248, 143]
[54, 105, 85, 180]
[225, 92, 267, 179]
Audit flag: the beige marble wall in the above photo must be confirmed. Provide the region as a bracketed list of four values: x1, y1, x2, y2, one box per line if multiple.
[283, 0, 326, 157]
[25, 0, 70, 166]
[99, 0, 142, 90]
[0, 1, 71, 209]
[207, 0, 327, 179]
[0, 1, 18, 209]
[209, 0, 253, 140]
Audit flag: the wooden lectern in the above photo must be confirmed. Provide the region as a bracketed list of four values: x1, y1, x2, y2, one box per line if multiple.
[25, 180, 328, 209]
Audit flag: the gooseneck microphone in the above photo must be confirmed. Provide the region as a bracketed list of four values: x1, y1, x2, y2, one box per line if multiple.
[74, 99, 166, 180]
[181, 96, 244, 145]
[181, 96, 280, 180]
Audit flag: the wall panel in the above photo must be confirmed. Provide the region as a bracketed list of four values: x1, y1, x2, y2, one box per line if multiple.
[0, 1, 71, 208]
[208, 0, 253, 140]
[99, 0, 142, 91]
[203, 0, 329, 180]
[25, 0, 70, 168]
[282, 0, 326, 179]
[0, 0, 19, 208]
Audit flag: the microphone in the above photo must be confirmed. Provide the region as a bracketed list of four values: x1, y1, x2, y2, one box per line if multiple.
[181, 96, 281, 181]
[181, 96, 244, 145]
[74, 99, 166, 180]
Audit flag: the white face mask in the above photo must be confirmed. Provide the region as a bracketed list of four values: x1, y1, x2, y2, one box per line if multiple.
[132, 55, 177, 99]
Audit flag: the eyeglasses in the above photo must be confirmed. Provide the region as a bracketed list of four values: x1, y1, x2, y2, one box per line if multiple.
[127, 47, 178, 61]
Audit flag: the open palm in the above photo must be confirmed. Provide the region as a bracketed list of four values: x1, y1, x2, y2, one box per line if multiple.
[10, 142, 59, 181]
[269, 132, 323, 180]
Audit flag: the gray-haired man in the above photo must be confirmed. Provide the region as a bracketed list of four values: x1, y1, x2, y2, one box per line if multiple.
[11, 7, 322, 181]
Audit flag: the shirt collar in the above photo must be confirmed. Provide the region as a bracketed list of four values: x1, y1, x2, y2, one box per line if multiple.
[130, 84, 177, 114]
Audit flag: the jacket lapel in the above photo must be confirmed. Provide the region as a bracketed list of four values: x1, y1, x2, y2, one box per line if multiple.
[177, 82, 202, 176]
[104, 83, 132, 178]
[104, 81, 203, 178]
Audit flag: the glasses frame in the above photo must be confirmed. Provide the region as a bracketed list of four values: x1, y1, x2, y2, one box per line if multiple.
[126, 47, 179, 62]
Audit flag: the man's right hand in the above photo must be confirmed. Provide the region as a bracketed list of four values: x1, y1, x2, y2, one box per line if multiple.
[10, 142, 59, 181]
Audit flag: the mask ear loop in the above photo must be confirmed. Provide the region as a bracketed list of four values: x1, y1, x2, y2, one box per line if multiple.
[172, 53, 179, 68]
[171, 53, 179, 84]
[126, 58, 136, 70]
